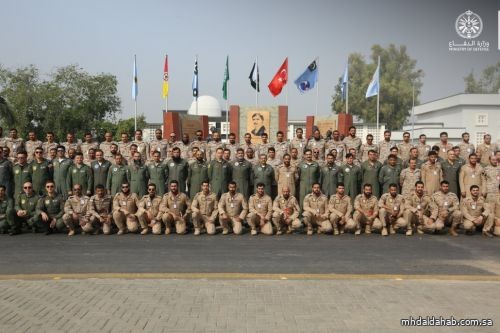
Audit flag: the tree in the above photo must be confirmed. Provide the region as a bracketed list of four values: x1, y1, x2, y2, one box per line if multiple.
[94, 115, 147, 141]
[0, 64, 121, 140]
[464, 62, 500, 93]
[331, 44, 424, 130]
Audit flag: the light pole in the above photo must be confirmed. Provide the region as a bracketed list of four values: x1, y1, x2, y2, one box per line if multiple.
[411, 70, 422, 144]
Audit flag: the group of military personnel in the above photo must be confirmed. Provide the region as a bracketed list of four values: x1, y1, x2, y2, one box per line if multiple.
[0, 125, 498, 237]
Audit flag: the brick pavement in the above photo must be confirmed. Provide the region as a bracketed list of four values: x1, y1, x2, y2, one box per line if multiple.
[0, 278, 499, 333]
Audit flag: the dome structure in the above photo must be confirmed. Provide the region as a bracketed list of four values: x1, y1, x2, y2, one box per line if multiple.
[188, 95, 221, 117]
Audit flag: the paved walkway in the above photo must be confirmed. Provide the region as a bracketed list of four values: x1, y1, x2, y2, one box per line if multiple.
[0, 278, 499, 333]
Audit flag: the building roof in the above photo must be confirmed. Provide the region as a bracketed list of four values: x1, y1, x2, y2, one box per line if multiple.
[414, 93, 500, 115]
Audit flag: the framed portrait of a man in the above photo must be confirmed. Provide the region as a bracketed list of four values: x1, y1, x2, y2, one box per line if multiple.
[247, 111, 270, 142]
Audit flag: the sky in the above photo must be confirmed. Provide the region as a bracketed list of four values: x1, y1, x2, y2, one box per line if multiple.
[1, 0, 498, 123]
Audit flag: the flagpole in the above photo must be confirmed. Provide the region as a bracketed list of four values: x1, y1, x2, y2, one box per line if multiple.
[346, 63, 349, 115]
[315, 56, 319, 116]
[134, 54, 137, 132]
[376, 56, 380, 141]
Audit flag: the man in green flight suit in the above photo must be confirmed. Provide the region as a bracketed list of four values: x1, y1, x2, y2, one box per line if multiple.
[208, 147, 231, 199]
[338, 153, 362, 203]
[379, 154, 402, 194]
[35, 180, 65, 234]
[0, 185, 15, 235]
[148, 151, 168, 196]
[360, 150, 383, 198]
[12, 151, 32, 197]
[165, 147, 189, 194]
[67, 152, 93, 197]
[107, 153, 130, 196]
[230, 148, 253, 200]
[128, 151, 149, 197]
[91, 149, 111, 189]
[52, 145, 73, 199]
[31, 147, 53, 196]
[14, 181, 39, 233]
[188, 150, 209, 199]
[297, 149, 320, 209]
[252, 154, 275, 198]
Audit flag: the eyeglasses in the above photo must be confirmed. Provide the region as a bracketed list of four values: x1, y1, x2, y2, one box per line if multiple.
[23, 186, 32, 189]
[35, 151, 43, 154]
[46, 185, 54, 188]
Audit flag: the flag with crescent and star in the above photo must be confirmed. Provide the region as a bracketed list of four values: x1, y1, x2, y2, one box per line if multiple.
[162, 54, 169, 99]
[222, 55, 229, 100]
[268, 57, 288, 97]
[294, 59, 318, 93]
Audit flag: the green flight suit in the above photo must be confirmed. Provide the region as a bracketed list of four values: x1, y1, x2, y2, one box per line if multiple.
[440, 160, 461, 197]
[230, 159, 253, 199]
[67, 163, 93, 196]
[165, 158, 189, 194]
[0, 197, 14, 233]
[338, 163, 362, 203]
[52, 158, 72, 198]
[378, 164, 402, 194]
[188, 160, 209, 199]
[15, 192, 39, 230]
[91, 160, 112, 190]
[147, 161, 168, 196]
[12, 163, 32, 197]
[31, 159, 53, 196]
[252, 164, 276, 198]
[35, 194, 65, 232]
[297, 161, 320, 208]
[360, 160, 383, 198]
[0, 158, 13, 197]
[128, 162, 149, 197]
[208, 159, 231, 199]
[106, 164, 130, 196]
[319, 164, 340, 197]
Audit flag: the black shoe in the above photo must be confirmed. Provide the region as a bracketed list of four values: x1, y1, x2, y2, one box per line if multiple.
[44, 229, 53, 235]
[8, 230, 19, 236]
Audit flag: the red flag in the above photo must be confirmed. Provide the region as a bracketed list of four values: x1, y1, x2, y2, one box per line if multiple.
[268, 57, 288, 97]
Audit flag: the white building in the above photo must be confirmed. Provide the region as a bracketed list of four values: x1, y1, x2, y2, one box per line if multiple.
[396, 93, 500, 145]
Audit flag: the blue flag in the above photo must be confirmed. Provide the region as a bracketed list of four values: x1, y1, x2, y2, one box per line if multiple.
[294, 60, 318, 93]
[192, 58, 199, 98]
[366, 64, 379, 98]
[341, 63, 348, 100]
[132, 56, 138, 100]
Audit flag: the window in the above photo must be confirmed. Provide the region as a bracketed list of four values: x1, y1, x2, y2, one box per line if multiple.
[476, 114, 488, 126]
[476, 132, 486, 145]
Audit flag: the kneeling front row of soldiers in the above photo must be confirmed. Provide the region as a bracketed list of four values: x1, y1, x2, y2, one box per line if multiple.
[0, 178, 498, 237]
